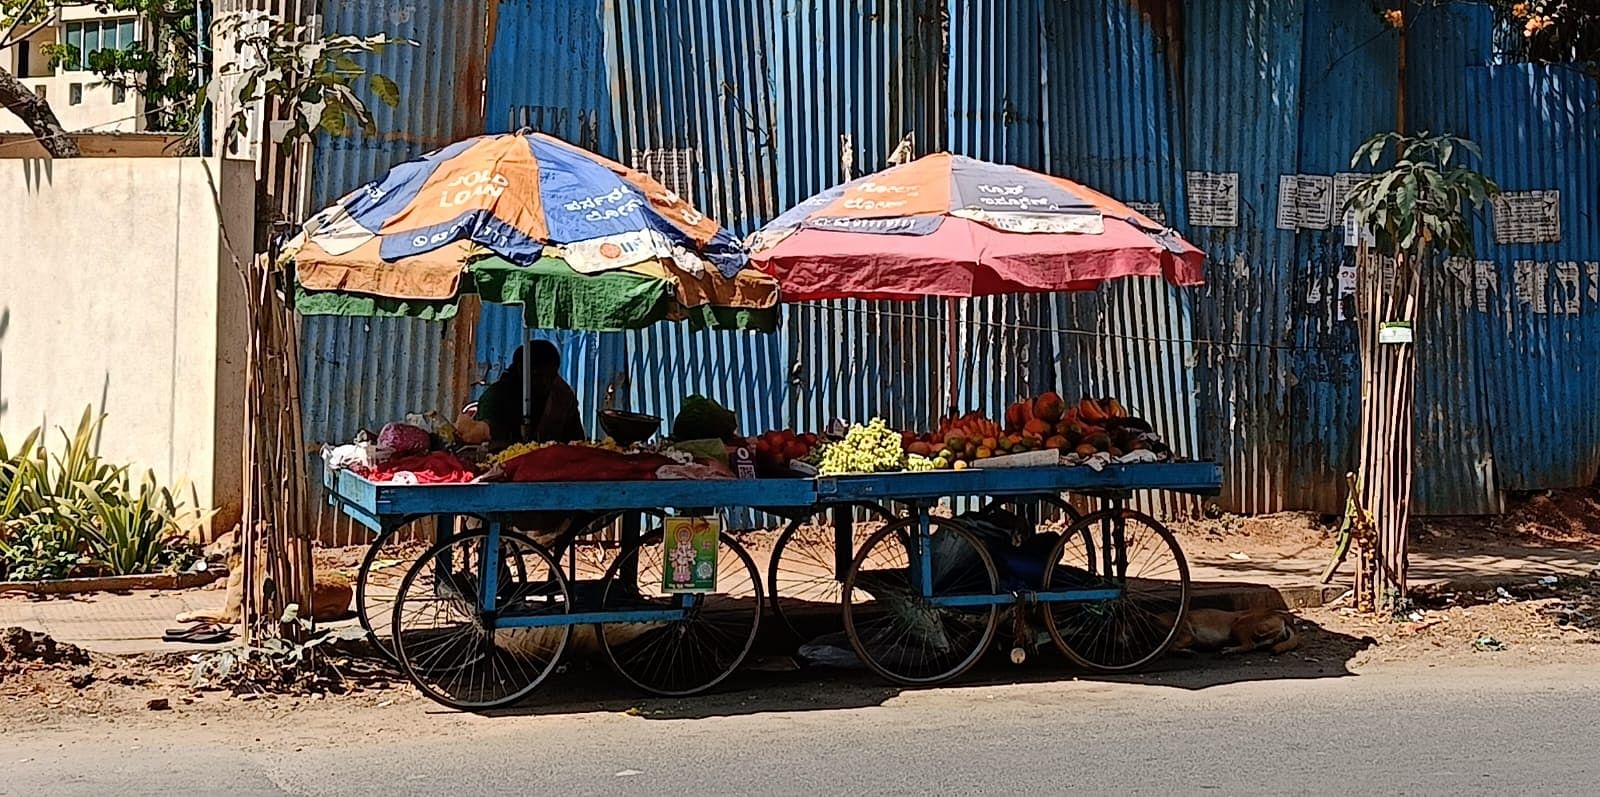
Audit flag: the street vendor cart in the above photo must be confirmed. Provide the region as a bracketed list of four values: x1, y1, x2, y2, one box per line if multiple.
[297, 135, 1219, 710]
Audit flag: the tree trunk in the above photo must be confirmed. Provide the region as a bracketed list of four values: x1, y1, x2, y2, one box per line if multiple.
[1353, 247, 1420, 612]
[0, 66, 81, 158]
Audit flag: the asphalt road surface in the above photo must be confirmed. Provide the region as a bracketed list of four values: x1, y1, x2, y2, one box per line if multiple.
[8, 662, 1598, 796]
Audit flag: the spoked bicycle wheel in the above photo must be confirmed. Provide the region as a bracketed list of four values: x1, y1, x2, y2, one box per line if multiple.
[1042, 508, 1189, 673]
[842, 517, 1000, 685]
[391, 527, 572, 711]
[767, 502, 891, 641]
[597, 530, 763, 697]
[357, 517, 449, 665]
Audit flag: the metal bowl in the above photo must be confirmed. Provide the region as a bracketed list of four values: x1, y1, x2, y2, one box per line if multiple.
[599, 409, 662, 445]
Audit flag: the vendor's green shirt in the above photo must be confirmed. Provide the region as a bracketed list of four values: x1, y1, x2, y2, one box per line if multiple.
[476, 377, 585, 444]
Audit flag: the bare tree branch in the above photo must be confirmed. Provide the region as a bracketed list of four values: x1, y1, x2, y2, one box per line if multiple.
[0, 65, 81, 157]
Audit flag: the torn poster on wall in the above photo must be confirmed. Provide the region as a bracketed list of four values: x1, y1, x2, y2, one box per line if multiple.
[1446, 258, 1499, 312]
[1185, 172, 1239, 227]
[1332, 173, 1374, 247]
[1493, 191, 1561, 244]
[1515, 260, 1550, 314]
[1275, 174, 1334, 230]
[1336, 263, 1357, 321]
[1127, 202, 1166, 225]
[1554, 262, 1582, 314]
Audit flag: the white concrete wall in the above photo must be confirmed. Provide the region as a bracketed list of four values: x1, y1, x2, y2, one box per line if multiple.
[0, 157, 253, 537]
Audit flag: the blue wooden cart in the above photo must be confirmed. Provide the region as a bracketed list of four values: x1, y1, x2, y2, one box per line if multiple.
[328, 461, 1221, 710]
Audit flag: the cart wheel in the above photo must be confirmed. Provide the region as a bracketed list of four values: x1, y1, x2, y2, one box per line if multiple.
[842, 517, 1000, 685]
[1042, 508, 1189, 673]
[391, 527, 571, 711]
[767, 502, 891, 641]
[597, 530, 763, 697]
[357, 517, 452, 665]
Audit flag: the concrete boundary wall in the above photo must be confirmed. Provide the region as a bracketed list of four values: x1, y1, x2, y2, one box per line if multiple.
[0, 156, 253, 538]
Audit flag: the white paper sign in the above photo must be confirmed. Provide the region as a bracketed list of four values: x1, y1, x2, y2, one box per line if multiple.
[1341, 210, 1376, 248]
[1186, 172, 1239, 228]
[1276, 174, 1335, 230]
[1379, 323, 1413, 344]
[1493, 191, 1561, 244]
[1332, 172, 1364, 215]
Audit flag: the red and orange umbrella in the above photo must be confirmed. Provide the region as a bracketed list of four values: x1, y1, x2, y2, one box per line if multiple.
[748, 152, 1204, 301]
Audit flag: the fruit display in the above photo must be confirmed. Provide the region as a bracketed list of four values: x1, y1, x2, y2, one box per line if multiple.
[750, 429, 820, 474]
[489, 438, 626, 467]
[1004, 393, 1170, 463]
[817, 418, 910, 475]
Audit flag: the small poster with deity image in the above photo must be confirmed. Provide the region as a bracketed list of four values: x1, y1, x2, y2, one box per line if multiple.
[663, 516, 720, 593]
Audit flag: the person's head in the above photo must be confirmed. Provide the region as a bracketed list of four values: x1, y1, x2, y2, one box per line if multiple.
[502, 341, 562, 385]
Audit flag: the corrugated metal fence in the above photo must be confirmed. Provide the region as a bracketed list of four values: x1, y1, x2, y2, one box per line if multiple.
[299, 0, 1600, 528]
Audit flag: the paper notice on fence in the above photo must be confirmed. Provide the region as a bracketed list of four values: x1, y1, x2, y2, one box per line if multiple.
[1493, 191, 1561, 244]
[1276, 174, 1334, 230]
[1186, 172, 1239, 227]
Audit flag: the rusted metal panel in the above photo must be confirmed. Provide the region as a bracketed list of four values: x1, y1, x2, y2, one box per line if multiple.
[1177, 0, 1309, 514]
[484, 0, 614, 151]
[302, 0, 488, 543]
[1284, 0, 1396, 513]
[1041, 0, 1202, 517]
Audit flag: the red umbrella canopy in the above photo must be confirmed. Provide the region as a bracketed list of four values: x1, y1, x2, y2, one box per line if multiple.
[748, 153, 1205, 302]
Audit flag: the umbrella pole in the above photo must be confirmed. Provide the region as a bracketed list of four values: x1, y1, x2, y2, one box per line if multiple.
[946, 297, 960, 416]
[521, 325, 534, 441]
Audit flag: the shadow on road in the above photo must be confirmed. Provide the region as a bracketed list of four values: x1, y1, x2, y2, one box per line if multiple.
[453, 609, 1376, 721]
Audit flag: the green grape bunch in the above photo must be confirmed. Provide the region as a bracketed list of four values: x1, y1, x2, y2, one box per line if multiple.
[817, 417, 909, 475]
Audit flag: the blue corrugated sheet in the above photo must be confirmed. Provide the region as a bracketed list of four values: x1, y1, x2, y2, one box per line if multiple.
[305, 0, 1600, 522]
[302, 0, 487, 542]
[1041, 0, 1202, 516]
[1178, 0, 1308, 514]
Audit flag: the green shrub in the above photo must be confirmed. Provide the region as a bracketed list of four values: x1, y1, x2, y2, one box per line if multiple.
[0, 408, 205, 580]
[0, 522, 88, 581]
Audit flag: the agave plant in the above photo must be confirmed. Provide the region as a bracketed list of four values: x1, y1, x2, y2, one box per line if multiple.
[0, 425, 41, 521]
[80, 471, 204, 576]
[2, 407, 207, 580]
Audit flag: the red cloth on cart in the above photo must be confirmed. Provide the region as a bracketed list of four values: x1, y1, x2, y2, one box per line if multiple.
[502, 445, 675, 482]
[359, 451, 476, 484]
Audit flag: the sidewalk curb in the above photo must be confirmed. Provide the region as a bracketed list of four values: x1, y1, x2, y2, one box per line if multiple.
[0, 571, 222, 596]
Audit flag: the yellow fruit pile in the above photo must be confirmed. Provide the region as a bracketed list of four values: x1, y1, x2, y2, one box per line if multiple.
[488, 438, 624, 466]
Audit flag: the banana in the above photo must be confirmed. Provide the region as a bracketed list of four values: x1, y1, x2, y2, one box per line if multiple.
[1104, 398, 1128, 418]
[1078, 397, 1108, 422]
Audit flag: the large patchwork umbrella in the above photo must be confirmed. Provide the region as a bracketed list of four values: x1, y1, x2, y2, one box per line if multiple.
[748, 152, 1204, 301]
[284, 132, 779, 332]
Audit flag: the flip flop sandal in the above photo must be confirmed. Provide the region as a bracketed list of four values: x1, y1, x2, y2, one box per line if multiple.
[162, 623, 234, 644]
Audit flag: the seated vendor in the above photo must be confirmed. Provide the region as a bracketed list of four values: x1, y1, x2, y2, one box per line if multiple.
[458, 341, 586, 446]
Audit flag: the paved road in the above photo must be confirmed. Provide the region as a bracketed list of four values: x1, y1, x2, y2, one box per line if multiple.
[8, 662, 1599, 796]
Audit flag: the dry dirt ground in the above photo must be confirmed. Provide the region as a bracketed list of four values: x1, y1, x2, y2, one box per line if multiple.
[6, 487, 1598, 729]
[6, 573, 1600, 730]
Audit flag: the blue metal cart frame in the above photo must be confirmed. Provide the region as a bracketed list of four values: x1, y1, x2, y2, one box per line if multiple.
[327, 461, 1221, 707]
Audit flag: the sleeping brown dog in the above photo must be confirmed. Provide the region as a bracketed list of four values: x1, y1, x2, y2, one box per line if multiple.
[1162, 608, 1300, 656]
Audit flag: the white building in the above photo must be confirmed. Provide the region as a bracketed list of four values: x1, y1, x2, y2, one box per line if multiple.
[0, 5, 146, 133]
